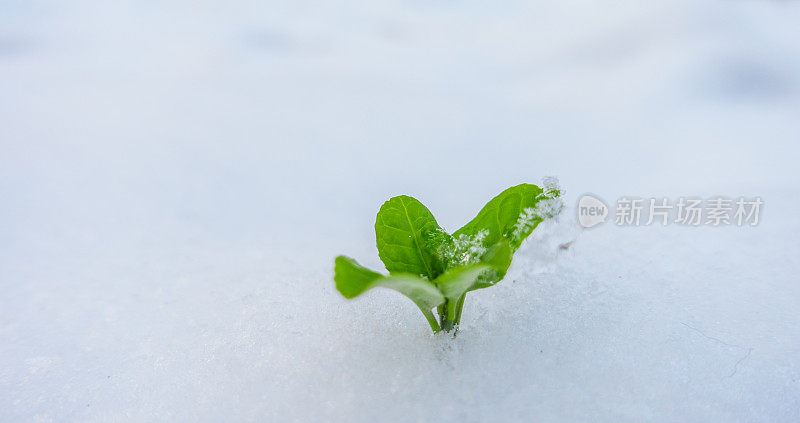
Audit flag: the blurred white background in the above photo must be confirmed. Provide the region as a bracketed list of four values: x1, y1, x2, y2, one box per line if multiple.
[2, 1, 800, 421]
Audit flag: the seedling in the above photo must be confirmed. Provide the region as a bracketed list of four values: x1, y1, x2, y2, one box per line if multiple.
[333, 183, 562, 333]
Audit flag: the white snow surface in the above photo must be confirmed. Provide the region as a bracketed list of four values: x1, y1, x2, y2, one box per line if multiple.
[2, 1, 800, 421]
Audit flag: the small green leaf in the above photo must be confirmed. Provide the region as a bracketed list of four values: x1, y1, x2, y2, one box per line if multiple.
[375, 195, 446, 279]
[454, 183, 559, 251]
[333, 256, 383, 299]
[435, 264, 492, 322]
[423, 227, 455, 270]
[435, 264, 492, 300]
[379, 274, 446, 311]
[471, 239, 513, 291]
[334, 256, 445, 311]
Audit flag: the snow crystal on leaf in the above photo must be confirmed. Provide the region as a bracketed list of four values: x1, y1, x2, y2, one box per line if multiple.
[437, 229, 489, 267]
[512, 208, 539, 242]
[541, 176, 562, 199]
[511, 179, 566, 244]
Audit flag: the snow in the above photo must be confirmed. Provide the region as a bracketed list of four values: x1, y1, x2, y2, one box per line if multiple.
[2, 0, 800, 421]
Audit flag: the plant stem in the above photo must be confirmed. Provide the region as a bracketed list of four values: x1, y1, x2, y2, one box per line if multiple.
[453, 294, 466, 326]
[446, 300, 457, 321]
[439, 299, 455, 332]
[420, 307, 441, 333]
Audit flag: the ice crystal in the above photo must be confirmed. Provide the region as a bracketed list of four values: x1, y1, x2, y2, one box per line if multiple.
[437, 229, 489, 267]
[512, 208, 539, 242]
[510, 178, 565, 243]
[541, 175, 562, 199]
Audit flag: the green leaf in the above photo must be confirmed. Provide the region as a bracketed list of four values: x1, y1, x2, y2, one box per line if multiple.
[435, 264, 492, 300]
[435, 264, 492, 321]
[447, 241, 514, 327]
[375, 195, 446, 279]
[422, 226, 455, 270]
[334, 256, 445, 312]
[333, 256, 383, 299]
[471, 239, 514, 291]
[454, 183, 559, 252]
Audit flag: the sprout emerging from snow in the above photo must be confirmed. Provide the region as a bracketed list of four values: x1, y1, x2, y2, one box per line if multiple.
[334, 182, 564, 334]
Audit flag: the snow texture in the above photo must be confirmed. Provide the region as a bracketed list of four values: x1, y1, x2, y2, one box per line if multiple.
[2, 0, 800, 421]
